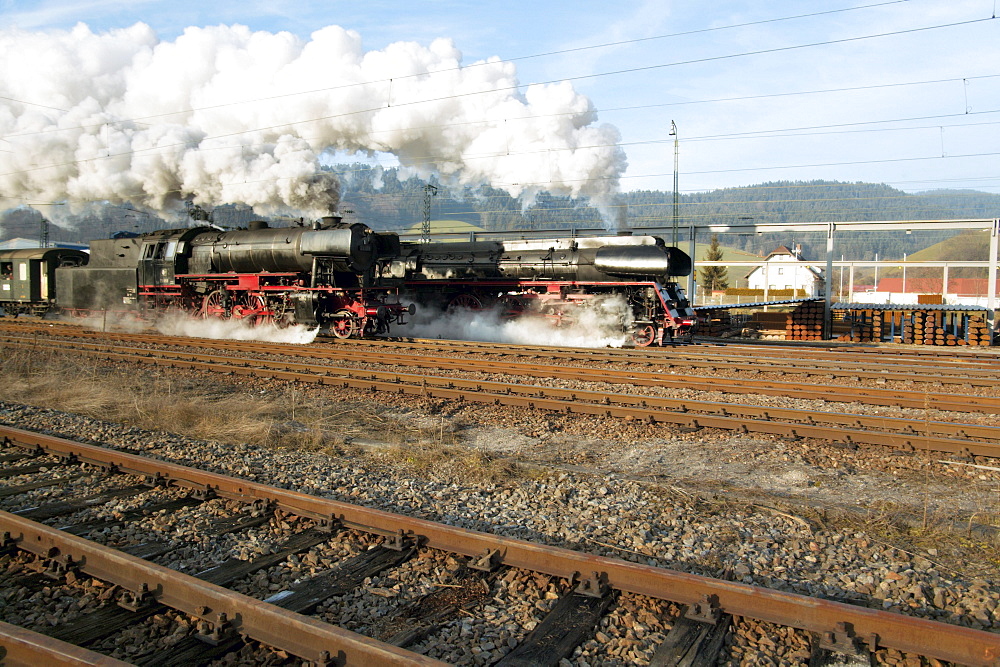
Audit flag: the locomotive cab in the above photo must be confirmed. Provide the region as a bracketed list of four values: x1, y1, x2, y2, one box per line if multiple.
[138, 228, 208, 287]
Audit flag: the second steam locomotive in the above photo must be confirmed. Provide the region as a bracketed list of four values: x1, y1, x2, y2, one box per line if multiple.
[5, 217, 696, 345]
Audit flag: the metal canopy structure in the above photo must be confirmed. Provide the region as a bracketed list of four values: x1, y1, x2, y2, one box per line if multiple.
[681, 218, 999, 339]
[403, 218, 1000, 340]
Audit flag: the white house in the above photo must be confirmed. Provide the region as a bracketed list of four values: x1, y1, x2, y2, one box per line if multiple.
[745, 245, 825, 296]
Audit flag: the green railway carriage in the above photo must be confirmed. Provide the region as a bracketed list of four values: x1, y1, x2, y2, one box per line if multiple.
[0, 248, 88, 317]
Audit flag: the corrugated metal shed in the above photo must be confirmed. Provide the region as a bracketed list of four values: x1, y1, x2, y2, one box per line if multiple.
[695, 298, 823, 311]
[831, 302, 989, 312]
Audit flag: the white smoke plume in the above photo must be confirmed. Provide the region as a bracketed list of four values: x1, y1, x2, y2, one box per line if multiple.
[397, 295, 634, 348]
[60, 309, 319, 344]
[0, 23, 627, 222]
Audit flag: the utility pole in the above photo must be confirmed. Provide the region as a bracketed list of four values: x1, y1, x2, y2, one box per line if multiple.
[670, 120, 679, 248]
[39, 218, 49, 248]
[421, 184, 437, 243]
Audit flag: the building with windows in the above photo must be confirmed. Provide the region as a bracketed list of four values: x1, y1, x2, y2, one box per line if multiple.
[745, 245, 825, 296]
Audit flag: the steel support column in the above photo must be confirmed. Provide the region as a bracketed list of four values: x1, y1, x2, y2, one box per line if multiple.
[989, 218, 999, 338]
[825, 223, 835, 339]
[688, 224, 697, 303]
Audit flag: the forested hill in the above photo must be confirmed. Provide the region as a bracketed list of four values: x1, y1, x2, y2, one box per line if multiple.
[332, 168, 1000, 232]
[2, 166, 998, 260]
[331, 168, 1000, 259]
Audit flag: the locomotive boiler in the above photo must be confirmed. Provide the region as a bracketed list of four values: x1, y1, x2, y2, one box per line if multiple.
[57, 217, 411, 337]
[397, 234, 696, 345]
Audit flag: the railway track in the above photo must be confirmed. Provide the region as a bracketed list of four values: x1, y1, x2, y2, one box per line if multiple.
[3, 335, 1000, 459]
[3, 323, 999, 411]
[5, 319, 1000, 389]
[1, 425, 998, 665]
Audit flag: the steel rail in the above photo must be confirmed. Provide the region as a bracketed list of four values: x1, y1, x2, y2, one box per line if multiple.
[215, 342, 999, 414]
[6, 319, 999, 363]
[1, 426, 998, 666]
[4, 324, 1000, 386]
[4, 331, 999, 409]
[0, 511, 444, 667]
[337, 335, 1000, 368]
[0, 620, 133, 666]
[5, 338, 999, 458]
[6, 319, 1000, 371]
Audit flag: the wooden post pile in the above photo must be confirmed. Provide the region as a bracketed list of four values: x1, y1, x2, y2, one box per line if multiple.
[904, 311, 992, 346]
[832, 308, 993, 346]
[966, 314, 993, 346]
[785, 302, 825, 340]
[748, 311, 788, 339]
[834, 309, 877, 342]
[700, 309, 733, 336]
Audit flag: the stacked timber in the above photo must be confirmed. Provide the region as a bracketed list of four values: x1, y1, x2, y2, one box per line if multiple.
[701, 310, 733, 336]
[749, 311, 788, 340]
[834, 308, 995, 346]
[834, 309, 876, 342]
[910, 312, 993, 346]
[785, 302, 825, 340]
[966, 314, 993, 346]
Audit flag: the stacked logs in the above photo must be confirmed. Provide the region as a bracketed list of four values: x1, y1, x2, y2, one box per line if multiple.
[904, 311, 992, 346]
[785, 302, 825, 340]
[700, 310, 733, 336]
[834, 309, 993, 346]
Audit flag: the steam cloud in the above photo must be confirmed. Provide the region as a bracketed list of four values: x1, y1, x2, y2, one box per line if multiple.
[60, 310, 319, 344]
[398, 296, 635, 348]
[0, 23, 627, 221]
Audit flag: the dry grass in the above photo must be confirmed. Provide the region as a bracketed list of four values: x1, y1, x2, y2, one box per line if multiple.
[0, 344, 525, 485]
[0, 345, 369, 450]
[825, 499, 1000, 578]
[377, 442, 521, 485]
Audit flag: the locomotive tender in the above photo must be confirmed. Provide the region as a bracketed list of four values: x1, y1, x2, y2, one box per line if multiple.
[8, 218, 696, 345]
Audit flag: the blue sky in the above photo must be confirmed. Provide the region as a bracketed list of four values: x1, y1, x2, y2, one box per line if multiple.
[2, 0, 999, 200]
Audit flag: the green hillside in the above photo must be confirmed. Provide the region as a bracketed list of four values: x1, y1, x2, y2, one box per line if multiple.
[4, 166, 998, 259]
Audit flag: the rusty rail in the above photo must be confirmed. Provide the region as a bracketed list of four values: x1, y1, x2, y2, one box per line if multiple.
[0, 620, 132, 666]
[33, 331, 990, 414]
[4, 322, 1000, 385]
[6, 338, 999, 458]
[0, 511, 443, 666]
[2, 425, 998, 665]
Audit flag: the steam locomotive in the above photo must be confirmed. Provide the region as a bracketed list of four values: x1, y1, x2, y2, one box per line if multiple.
[55, 217, 412, 338]
[2, 218, 696, 345]
[394, 234, 696, 345]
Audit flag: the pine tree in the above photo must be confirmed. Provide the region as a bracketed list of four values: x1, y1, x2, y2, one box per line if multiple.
[699, 234, 730, 292]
